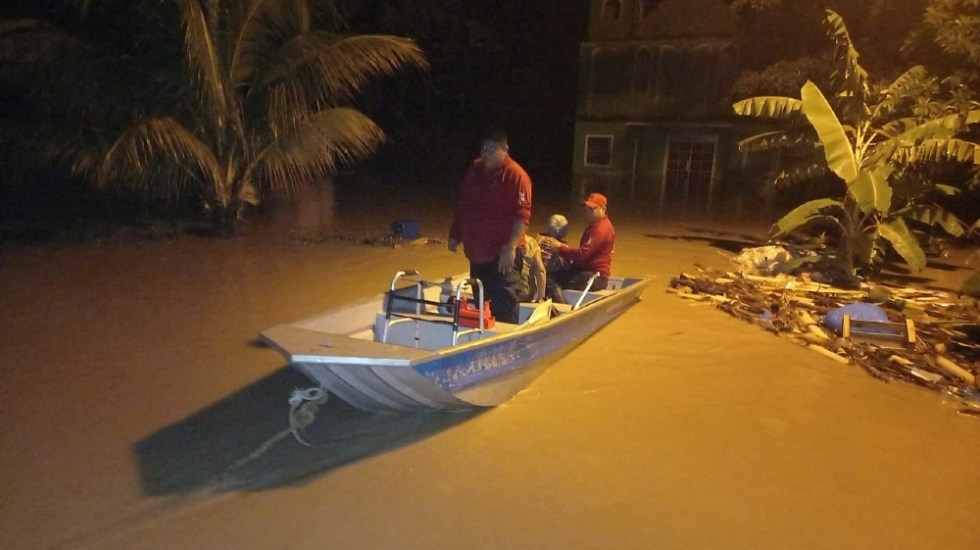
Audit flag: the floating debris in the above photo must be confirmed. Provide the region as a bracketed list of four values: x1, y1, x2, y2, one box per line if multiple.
[668, 265, 980, 406]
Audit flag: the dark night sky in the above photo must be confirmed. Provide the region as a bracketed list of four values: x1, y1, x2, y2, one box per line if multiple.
[0, 1, 593, 220]
[335, 0, 591, 195]
[2, 1, 963, 221]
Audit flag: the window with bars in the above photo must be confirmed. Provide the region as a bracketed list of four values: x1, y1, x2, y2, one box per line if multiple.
[664, 140, 716, 202]
[585, 135, 614, 167]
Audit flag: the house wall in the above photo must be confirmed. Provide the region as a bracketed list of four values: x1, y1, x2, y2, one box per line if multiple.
[573, 0, 743, 213]
[574, 121, 738, 209]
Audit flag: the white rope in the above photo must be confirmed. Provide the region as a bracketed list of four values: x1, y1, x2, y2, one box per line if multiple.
[288, 387, 330, 446]
[51, 387, 333, 548]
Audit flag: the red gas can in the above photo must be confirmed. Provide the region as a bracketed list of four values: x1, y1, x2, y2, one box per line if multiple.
[453, 298, 495, 329]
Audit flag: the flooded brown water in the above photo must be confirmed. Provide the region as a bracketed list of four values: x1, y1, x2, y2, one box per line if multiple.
[2, 195, 979, 549]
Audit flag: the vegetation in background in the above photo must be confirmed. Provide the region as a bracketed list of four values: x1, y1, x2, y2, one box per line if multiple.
[733, 10, 980, 280]
[1, 0, 427, 234]
[4, 0, 980, 248]
[903, 0, 980, 89]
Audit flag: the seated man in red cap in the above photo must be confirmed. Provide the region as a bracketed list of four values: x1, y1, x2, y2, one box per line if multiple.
[538, 192, 616, 303]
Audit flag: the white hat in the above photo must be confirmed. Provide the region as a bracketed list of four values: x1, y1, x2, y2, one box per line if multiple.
[546, 214, 568, 238]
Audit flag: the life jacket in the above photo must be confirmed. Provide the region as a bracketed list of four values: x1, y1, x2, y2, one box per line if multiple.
[518, 237, 541, 301]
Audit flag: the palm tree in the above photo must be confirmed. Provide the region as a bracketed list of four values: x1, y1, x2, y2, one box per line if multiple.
[2, 0, 428, 233]
[112, 0, 429, 232]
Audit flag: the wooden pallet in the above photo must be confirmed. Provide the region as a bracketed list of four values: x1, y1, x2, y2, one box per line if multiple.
[842, 315, 916, 349]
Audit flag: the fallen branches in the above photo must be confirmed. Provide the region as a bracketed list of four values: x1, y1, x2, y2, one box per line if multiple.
[669, 267, 980, 405]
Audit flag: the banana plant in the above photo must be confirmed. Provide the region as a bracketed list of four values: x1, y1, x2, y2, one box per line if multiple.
[733, 9, 980, 277]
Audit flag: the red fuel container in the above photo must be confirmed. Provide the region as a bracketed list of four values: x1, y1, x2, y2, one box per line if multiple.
[456, 299, 495, 329]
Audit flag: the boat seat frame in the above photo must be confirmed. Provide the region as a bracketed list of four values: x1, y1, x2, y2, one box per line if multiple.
[380, 270, 496, 348]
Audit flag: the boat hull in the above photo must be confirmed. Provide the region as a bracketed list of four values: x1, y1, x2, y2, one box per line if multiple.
[261, 277, 649, 411]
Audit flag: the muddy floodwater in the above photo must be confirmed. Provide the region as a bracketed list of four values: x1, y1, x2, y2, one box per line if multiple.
[2, 194, 979, 549]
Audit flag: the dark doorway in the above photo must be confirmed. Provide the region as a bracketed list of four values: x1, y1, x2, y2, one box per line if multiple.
[663, 139, 716, 206]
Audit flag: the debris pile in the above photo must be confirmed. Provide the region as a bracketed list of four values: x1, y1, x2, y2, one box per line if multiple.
[668, 262, 980, 411]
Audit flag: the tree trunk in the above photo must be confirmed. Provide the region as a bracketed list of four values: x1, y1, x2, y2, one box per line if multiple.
[212, 203, 240, 237]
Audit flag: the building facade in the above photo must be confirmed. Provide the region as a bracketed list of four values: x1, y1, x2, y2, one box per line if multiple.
[573, 0, 741, 212]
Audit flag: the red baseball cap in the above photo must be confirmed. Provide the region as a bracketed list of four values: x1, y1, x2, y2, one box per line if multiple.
[584, 192, 607, 208]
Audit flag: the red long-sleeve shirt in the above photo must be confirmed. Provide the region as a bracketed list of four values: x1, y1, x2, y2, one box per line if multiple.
[449, 155, 532, 264]
[558, 216, 615, 277]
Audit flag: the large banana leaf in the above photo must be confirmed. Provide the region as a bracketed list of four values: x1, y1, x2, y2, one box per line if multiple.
[898, 204, 966, 237]
[882, 66, 928, 98]
[847, 165, 893, 214]
[874, 66, 929, 118]
[770, 198, 843, 237]
[774, 163, 829, 188]
[869, 113, 968, 165]
[905, 138, 980, 164]
[732, 96, 802, 119]
[877, 117, 925, 139]
[737, 128, 816, 153]
[800, 80, 858, 183]
[878, 218, 927, 272]
[824, 9, 868, 95]
[736, 131, 790, 152]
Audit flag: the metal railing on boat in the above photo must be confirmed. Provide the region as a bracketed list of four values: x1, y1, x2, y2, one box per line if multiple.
[572, 272, 601, 311]
[381, 270, 489, 347]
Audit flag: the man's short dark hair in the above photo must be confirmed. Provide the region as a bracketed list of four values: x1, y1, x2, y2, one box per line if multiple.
[481, 125, 508, 144]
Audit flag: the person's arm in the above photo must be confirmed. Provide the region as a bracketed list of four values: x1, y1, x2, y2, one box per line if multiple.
[559, 223, 606, 267]
[498, 220, 526, 273]
[498, 163, 532, 273]
[538, 235, 561, 250]
[531, 248, 547, 302]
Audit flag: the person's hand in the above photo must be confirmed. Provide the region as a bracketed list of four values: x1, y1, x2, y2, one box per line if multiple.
[448, 238, 459, 252]
[498, 246, 516, 273]
[539, 236, 558, 250]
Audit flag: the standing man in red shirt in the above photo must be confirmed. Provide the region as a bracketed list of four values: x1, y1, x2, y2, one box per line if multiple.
[540, 192, 615, 302]
[448, 126, 533, 324]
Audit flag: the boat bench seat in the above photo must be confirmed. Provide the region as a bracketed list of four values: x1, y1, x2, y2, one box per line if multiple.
[561, 288, 615, 309]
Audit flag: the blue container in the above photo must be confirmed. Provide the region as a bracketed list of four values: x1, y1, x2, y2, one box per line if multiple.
[391, 219, 421, 240]
[822, 302, 889, 332]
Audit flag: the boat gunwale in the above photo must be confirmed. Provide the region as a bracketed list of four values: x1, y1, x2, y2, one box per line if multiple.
[271, 276, 650, 369]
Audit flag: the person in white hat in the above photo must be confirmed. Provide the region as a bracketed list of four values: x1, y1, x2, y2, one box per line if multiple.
[537, 214, 569, 273]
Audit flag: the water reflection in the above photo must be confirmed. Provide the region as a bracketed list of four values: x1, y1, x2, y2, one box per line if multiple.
[134, 367, 482, 495]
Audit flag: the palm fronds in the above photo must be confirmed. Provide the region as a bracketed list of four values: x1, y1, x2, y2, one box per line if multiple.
[248, 107, 385, 196]
[181, 0, 231, 134]
[98, 116, 223, 199]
